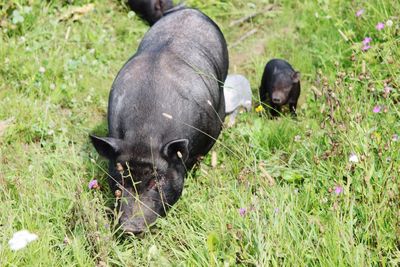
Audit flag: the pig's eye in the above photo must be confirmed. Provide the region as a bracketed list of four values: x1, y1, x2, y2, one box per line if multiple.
[142, 169, 153, 176]
[147, 179, 157, 190]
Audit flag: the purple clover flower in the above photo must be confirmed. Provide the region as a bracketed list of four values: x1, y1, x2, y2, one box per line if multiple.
[356, 9, 364, 17]
[363, 37, 372, 45]
[361, 37, 372, 51]
[362, 45, 371, 51]
[393, 134, 399, 142]
[376, 22, 385, 30]
[373, 106, 381, 113]
[88, 179, 98, 190]
[334, 186, 343, 195]
[239, 208, 247, 217]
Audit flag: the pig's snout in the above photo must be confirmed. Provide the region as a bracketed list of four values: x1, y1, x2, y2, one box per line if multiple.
[119, 186, 161, 235]
[120, 201, 158, 235]
[272, 97, 282, 104]
[120, 218, 147, 235]
[271, 91, 285, 104]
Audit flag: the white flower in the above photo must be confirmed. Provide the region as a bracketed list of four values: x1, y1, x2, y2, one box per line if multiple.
[386, 20, 393, 27]
[148, 244, 159, 260]
[39, 66, 46, 73]
[127, 11, 136, 19]
[8, 230, 38, 251]
[349, 153, 359, 163]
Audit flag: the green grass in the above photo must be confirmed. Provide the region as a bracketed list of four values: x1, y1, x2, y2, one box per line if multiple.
[0, 0, 399, 266]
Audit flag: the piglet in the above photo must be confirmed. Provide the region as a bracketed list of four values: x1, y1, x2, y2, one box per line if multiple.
[259, 59, 301, 116]
[223, 74, 252, 126]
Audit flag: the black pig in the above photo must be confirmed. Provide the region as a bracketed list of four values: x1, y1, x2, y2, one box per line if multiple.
[127, 0, 174, 25]
[259, 59, 301, 116]
[90, 8, 228, 234]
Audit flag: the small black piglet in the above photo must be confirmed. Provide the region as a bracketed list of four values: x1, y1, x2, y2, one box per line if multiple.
[259, 59, 301, 116]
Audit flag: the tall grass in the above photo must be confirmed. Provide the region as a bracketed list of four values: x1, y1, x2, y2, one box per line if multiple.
[0, 0, 399, 265]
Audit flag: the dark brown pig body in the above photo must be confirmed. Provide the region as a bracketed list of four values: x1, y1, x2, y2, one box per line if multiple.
[259, 59, 301, 116]
[90, 8, 228, 234]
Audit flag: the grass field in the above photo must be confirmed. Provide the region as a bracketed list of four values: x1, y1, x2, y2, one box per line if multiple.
[0, 0, 399, 266]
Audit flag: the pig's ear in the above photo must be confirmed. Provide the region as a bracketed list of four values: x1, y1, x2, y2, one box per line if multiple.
[163, 139, 189, 162]
[90, 134, 123, 159]
[292, 71, 301, 83]
[154, 0, 161, 11]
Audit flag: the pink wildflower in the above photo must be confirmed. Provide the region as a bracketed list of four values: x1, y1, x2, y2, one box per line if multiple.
[393, 134, 398, 142]
[88, 179, 99, 190]
[356, 9, 364, 17]
[239, 208, 246, 217]
[334, 186, 343, 195]
[362, 45, 371, 51]
[376, 22, 385, 30]
[384, 86, 392, 94]
[373, 106, 381, 113]
[362, 37, 372, 51]
[363, 37, 372, 45]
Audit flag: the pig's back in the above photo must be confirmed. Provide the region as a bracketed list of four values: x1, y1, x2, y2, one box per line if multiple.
[138, 8, 228, 80]
[108, 8, 228, 155]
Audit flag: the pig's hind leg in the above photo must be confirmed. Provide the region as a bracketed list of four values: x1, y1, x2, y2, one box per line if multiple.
[289, 103, 297, 117]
